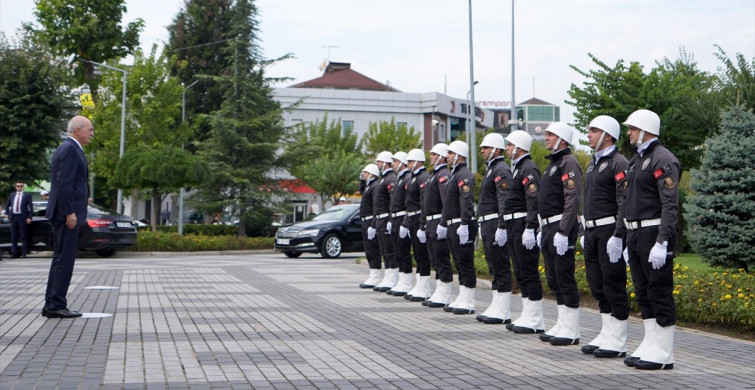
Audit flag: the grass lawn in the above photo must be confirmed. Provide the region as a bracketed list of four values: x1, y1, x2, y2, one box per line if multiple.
[675, 252, 731, 273]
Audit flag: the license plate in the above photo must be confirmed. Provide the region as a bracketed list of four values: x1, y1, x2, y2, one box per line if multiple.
[277, 238, 290, 245]
[116, 222, 132, 228]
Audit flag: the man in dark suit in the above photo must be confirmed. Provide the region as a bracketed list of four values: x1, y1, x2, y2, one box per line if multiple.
[5, 181, 33, 257]
[43, 115, 93, 319]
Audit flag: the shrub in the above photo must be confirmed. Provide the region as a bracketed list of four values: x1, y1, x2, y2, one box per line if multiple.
[131, 231, 273, 252]
[141, 224, 239, 236]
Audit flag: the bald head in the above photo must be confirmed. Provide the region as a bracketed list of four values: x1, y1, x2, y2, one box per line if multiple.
[67, 115, 93, 146]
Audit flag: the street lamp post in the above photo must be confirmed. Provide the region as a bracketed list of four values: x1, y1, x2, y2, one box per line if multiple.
[466, 80, 479, 158]
[510, 0, 518, 134]
[86, 60, 127, 214]
[178, 80, 199, 235]
[468, 0, 478, 173]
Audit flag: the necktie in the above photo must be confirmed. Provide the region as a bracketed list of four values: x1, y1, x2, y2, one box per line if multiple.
[14, 192, 21, 214]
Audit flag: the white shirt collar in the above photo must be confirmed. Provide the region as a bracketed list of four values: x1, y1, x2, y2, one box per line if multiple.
[595, 145, 616, 162]
[637, 137, 658, 157]
[68, 136, 83, 151]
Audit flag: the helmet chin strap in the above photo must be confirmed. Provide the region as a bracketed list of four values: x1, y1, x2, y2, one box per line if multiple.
[486, 147, 497, 163]
[631, 130, 646, 146]
[593, 131, 607, 151]
[550, 137, 563, 152]
[451, 154, 459, 168]
[434, 157, 445, 169]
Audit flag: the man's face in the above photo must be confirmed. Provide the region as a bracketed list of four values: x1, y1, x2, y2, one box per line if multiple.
[587, 127, 604, 149]
[15, 182, 24, 191]
[75, 120, 94, 146]
[505, 143, 516, 159]
[447, 151, 457, 166]
[544, 131, 558, 150]
[429, 153, 440, 166]
[376, 160, 387, 171]
[480, 146, 492, 161]
[392, 159, 402, 171]
[627, 126, 641, 146]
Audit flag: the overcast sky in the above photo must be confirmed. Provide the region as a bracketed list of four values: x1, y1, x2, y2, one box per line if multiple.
[1, 0, 754, 126]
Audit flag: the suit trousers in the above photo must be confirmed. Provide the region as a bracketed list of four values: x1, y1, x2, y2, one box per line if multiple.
[10, 215, 28, 255]
[505, 218, 542, 301]
[584, 224, 629, 320]
[541, 221, 580, 308]
[481, 219, 512, 292]
[45, 220, 81, 310]
[626, 226, 676, 326]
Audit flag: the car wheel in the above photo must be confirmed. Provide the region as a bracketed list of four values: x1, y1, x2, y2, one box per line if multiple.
[320, 233, 343, 258]
[95, 248, 117, 257]
[283, 251, 302, 258]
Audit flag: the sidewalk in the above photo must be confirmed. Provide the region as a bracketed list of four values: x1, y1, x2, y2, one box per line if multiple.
[1, 252, 753, 389]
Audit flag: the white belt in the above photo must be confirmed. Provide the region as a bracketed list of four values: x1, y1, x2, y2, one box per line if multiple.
[377, 213, 390, 219]
[584, 216, 616, 228]
[503, 212, 527, 221]
[361, 216, 373, 221]
[391, 211, 407, 218]
[624, 218, 661, 230]
[407, 210, 421, 217]
[539, 214, 562, 225]
[478, 213, 498, 223]
[426, 214, 442, 221]
[449, 218, 462, 225]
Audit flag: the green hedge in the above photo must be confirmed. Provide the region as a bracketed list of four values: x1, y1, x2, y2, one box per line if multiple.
[130, 231, 273, 252]
[139, 224, 240, 236]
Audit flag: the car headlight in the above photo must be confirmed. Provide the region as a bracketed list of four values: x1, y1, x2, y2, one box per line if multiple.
[297, 228, 320, 237]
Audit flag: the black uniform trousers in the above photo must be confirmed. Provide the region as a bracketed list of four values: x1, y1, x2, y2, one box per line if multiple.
[541, 221, 580, 308]
[361, 222, 382, 269]
[391, 216, 413, 273]
[10, 214, 29, 256]
[447, 221, 478, 288]
[505, 218, 542, 301]
[626, 226, 676, 326]
[480, 219, 512, 292]
[45, 220, 81, 310]
[407, 215, 430, 276]
[427, 220, 452, 283]
[583, 224, 629, 320]
[376, 217, 397, 269]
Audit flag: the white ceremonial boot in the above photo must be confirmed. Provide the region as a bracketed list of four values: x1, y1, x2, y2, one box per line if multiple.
[582, 313, 611, 353]
[594, 317, 628, 358]
[624, 318, 657, 367]
[549, 306, 580, 345]
[360, 268, 383, 288]
[635, 324, 674, 370]
[540, 304, 565, 342]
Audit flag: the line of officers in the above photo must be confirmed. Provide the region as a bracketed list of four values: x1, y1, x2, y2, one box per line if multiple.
[357, 109, 679, 371]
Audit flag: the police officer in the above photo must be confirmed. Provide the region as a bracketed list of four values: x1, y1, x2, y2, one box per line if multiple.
[475, 133, 514, 324]
[439, 140, 477, 315]
[535, 122, 582, 346]
[619, 109, 679, 371]
[359, 164, 384, 288]
[402, 149, 432, 301]
[423, 144, 453, 308]
[372, 151, 398, 292]
[387, 151, 414, 296]
[504, 131, 545, 334]
[580, 115, 630, 358]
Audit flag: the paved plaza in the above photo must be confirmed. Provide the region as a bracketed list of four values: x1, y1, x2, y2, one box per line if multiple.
[1, 251, 753, 389]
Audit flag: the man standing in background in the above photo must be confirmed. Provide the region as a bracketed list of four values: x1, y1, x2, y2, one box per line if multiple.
[5, 181, 33, 258]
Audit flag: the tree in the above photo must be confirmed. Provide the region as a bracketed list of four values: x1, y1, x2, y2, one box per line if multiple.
[686, 106, 755, 271]
[301, 150, 367, 207]
[89, 45, 186, 211]
[714, 45, 755, 111]
[194, 0, 286, 236]
[0, 32, 70, 191]
[109, 145, 208, 231]
[567, 50, 720, 170]
[362, 118, 423, 156]
[29, 0, 144, 100]
[282, 113, 362, 179]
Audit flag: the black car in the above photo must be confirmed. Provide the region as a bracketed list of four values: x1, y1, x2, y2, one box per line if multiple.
[274, 204, 363, 258]
[0, 203, 138, 258]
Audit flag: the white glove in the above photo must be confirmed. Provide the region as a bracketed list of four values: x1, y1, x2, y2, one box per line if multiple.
[417, 229, 426, 243]
[457, 224, 469, 244]
[554, 232, 569, 256]
[436, 225, 448, 240]
[386, 221, 393, 234]
[495, 228, 507, 247]
[606, 236, 623, 264]
[399, 225, 410, 239]
[649, 241, 669, 270]
[580, 236, 585, 250]
[623, 247, 629, 265]
[536, 230, 542, 247]
[367, 226, 376, 240]
[523, 229, 536, 250]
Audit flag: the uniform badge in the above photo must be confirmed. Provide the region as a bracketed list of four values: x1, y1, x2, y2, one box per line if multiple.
[614, 171, 626, 182]
[411, 178, 416, 184]
[522, 174, 534, 186]
[528, 183, 537, 193]
[420, 182, 426, 189]
[623, 181, 629, 190]
[550, 166, 558, 176]
[664, 177, 676, 189]
[462, 185, 470, 193]
[458, 179, 466, 187]
[586, 165, 595, 173]
[404, 183, 409, 190]
[501, 182, 509, 190]
[387, 183, 394, 191]
[599, 162, 608, 172]
[439, 175, 447, 183]
[641, 158, 650, 170]
[566, 179, 576, 190]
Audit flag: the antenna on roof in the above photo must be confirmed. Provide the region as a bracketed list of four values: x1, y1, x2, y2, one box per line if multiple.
[321, 45, 339, 61]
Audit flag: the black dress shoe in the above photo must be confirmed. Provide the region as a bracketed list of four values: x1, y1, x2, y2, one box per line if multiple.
[476, 314, 486, 322]
[539, 333, 554, 342]
[634, 359, 673, 370]
[581, 344, 599, 354]
[623, 356, 639, 367]
[359, 283, 376, 289]
[482, 317, 511, 325]
[442, 305, 455, 312]
[593, 348, 626, 358]
[420, 300, 429, 305]
[411, 296, 427, 302]
[550, 337, 579, 346]
[512, 326, 545, 334]
[403, 294, 413, 300]
[41, 307, 48, 317]
[426, 301, 446, 308]
[391, 291, 407, 296]
[46, 308, 83, 318]
[452, 308, 475, 315]
[506, 323, 516, 331]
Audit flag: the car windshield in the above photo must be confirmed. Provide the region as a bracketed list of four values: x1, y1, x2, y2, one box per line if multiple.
[311, 205, 357, 221]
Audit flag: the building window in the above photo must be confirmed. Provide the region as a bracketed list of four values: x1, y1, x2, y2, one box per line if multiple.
[342, 120, 354, 135]
[397, 122, 407, 130]
[290, 118, 303, 127]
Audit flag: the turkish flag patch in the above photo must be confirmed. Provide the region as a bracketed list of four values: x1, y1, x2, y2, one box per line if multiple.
[494, 176, 501, 183]
[653, 169, 664, 179]
[458, 180, 465, 187]
[615, 171, 626, 182]
[439, 176, 447, 183]
[561, 173, 569, 182]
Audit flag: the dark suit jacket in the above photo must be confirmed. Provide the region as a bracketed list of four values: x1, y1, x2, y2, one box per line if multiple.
[5, 191, 33, 220]
[46, 137, 89, 223]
